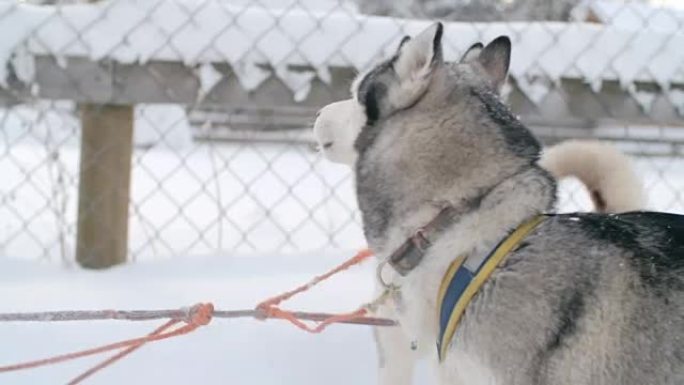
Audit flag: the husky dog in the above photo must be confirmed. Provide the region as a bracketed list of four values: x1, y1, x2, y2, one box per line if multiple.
[314, 109, 649, 384]
[314, 84, 648, 385]
[323, 23, 683, 385]
[313, 46, 647, 385]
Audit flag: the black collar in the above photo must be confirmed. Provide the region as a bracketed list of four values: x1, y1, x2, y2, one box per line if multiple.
[388, 206, 460, 276]
[384, 167, 536, 276]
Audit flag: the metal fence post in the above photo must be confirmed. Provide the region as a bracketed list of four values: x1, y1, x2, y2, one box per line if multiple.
[76, 104, 134, 269]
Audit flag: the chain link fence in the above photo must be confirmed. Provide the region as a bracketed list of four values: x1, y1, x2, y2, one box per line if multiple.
[0, 0, 683, 264]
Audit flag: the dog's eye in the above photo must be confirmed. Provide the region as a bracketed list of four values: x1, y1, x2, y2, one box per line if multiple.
[315, 110, 321, 119]
[322, 141, 333, 149]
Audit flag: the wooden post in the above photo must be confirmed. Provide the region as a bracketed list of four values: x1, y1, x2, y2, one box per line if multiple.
[76, 104, 134, 269]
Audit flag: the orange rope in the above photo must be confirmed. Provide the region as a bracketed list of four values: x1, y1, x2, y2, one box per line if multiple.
[67, 320, 178, 385]
[0, 249, 380, 383]
[0, 303, 214, 382]
[257, 248, 373, 309]
[255, 248, 375, 333]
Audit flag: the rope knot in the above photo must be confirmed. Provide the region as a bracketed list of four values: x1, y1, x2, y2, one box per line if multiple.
[254, 303, 273, 320]
[186, 303, 213, 326]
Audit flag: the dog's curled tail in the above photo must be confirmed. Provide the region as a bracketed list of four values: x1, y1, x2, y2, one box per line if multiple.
[539, 139, 646, 213]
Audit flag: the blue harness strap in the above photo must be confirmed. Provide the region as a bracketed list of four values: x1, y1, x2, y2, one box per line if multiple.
[436, 215, 547, 361]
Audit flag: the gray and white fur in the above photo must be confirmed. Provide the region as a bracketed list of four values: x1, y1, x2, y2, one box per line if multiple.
[313, 38, 649, 385]
[313, 67, 645, 215]
[328, 23, 683, 385]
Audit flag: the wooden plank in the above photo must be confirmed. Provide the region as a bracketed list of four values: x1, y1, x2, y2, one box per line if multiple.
[76, 104, 133, 269]
[1, 56, 683, 127]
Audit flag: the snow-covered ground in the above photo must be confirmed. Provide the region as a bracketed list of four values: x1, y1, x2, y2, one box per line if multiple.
[0, 252, 436, 385]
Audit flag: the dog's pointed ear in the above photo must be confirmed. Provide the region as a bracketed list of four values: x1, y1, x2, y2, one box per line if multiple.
[394, 22, 444, 82]
[478, 36, 511, 90]
[459, 42, 483, 63]
[396, 35, 411, 52]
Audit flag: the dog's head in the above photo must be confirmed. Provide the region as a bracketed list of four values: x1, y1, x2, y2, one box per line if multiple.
[323, 23, 543, 243]
[312, 25, 523, 169]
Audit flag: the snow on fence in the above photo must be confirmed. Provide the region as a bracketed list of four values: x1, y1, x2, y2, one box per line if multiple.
[0, 0, 683, 265]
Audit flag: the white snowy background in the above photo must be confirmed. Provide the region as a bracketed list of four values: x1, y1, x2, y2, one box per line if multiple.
[1, 0, 684, 384]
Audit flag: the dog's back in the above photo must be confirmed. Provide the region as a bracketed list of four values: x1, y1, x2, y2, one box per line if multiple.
[468, 213, 684, 384]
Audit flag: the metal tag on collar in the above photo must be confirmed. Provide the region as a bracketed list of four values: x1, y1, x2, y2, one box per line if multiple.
[389, 227, 431, 276]
[387, 206, 457, 276]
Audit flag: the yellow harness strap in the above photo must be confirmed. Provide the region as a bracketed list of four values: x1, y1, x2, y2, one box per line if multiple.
[436, 215, 546, 361]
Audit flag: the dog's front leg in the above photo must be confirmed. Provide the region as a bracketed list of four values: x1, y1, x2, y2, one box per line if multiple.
[372, 289, 422, 385]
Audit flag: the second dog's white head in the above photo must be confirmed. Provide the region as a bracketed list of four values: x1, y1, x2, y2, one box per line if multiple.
[312, 99, 364, 166]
